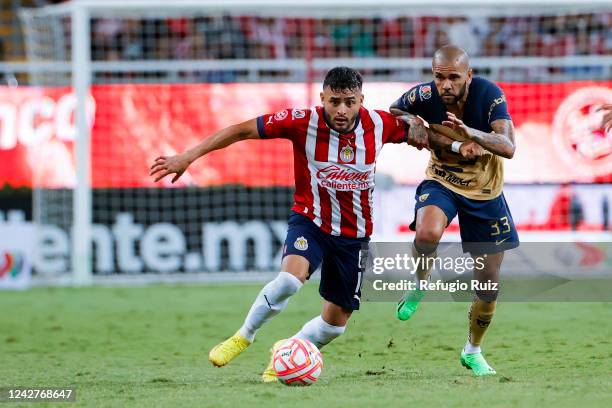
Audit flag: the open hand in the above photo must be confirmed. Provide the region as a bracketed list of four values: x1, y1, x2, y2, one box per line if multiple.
[149, 152, 192, 183]
[442, 112, 471, 140]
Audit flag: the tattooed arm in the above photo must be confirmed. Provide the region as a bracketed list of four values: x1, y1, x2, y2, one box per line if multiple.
[390, 107, 484, 158]
[388, 107, 429, 150]
[443, 112, 516, 159]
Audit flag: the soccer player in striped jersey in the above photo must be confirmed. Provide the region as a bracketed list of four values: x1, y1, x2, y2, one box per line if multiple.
[150, 67, 430, 382]
[390, 45, 519, 376]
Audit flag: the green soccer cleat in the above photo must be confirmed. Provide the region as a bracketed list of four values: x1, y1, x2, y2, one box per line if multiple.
[460, 351, 497, 376]
[396, 288, 426, 321]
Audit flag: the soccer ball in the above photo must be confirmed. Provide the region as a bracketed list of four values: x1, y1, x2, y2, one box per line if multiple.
[273, 338, 323, 386]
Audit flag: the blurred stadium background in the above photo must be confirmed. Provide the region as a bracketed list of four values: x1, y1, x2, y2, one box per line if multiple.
[0, 0, 611, 288]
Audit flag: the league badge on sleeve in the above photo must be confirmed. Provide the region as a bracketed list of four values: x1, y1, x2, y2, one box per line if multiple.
[419, 85, 432, 100]
[274, 110, 288, 121]
[292, 109, 306, 119]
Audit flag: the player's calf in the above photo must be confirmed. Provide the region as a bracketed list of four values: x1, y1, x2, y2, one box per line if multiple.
[293, 315, 346, 349]
[238, 271, 303, 342]
[208, 271, 303, 368]
[464, 291, 497, 353]
[396, 241, 438, 321]
[460, 290, 498, 375]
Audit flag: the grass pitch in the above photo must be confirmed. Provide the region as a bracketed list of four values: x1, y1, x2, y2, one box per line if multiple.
[1, 284, 611, 407]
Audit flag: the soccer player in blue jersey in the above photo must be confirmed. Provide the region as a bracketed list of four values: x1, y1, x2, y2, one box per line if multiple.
[389, 45, 518, 376]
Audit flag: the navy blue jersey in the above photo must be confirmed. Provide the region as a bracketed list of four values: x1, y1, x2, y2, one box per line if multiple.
[392, 77, 511, 133]
[393, 77, 512, 199]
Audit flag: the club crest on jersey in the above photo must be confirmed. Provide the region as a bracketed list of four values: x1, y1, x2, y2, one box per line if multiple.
[419, 193, 429, 202]
[274, 110, 288, 121]
[292, 109, 306, 119]
[294, 236, 308, 251]
[419, 85, 432, 100]
[408, 88, 417, 104]
[340, 145, 355, 163]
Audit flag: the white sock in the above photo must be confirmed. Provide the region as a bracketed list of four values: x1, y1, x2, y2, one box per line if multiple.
[293, 315, 346, 349]
[463, 341, 481, 354]
[238, 272, 302, 342]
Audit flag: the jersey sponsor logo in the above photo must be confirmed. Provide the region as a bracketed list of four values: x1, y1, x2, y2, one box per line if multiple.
[292, 109, 306, 119]
[266, 115, 274, 125]
[340, 145, 355, 163]
[487, 94, 506, 121]
[444, 173, 472, 187]
[432, 165, 472, 187]
[294, 236, 308, 251]
[419, 85, 432, 100]
[552, 87, 612, 177]
[316, 164, 372, 190]
[274, 110, 288, 121]
[418, 193, 429, 202]
[408, 88, 417, 104]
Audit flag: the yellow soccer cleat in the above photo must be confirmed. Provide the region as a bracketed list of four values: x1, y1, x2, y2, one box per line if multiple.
[261, 339, 287, 383]
[208, 331, 251, 367]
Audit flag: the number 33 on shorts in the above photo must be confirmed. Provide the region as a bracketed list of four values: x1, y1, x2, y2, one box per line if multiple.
[490, 216, 511, 236]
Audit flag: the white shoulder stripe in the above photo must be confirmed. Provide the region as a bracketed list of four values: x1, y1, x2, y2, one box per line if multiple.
[305, 108, 322, 227]
[327, 128, 342, 235]
[367, 109, 384, 155]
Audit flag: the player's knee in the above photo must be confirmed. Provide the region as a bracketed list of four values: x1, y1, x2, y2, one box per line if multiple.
[414, 228, 443, 254]
[475, 289, 498, 302]
[267, 271, 303, 302]
[281, 255, 310, 283]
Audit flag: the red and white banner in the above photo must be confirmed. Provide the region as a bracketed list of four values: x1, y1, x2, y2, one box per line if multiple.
[0, 81, 611, 188]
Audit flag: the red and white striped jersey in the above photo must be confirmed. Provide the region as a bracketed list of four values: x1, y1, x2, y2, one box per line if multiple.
[257, 106, 408, 238]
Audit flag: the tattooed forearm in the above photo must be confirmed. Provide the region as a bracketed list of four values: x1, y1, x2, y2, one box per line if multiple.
[388, 107, 430, 149]
[428, 130, 453, 151]
[389, 107, 453, 151]
[467, 119, 516, 159]
[389, 107, 416, 119]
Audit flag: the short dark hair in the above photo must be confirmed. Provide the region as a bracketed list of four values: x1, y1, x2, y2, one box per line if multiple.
[323, 67, 363, 92]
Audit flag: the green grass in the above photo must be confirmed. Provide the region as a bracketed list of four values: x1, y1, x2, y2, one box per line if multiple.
[1, 284, 611, 407]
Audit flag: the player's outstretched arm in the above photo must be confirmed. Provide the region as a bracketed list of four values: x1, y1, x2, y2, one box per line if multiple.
[443, 113, 516, 159]
[389, 106, 429, 150]
[149, 118, 260, 183]
[390, 104, 480, 155]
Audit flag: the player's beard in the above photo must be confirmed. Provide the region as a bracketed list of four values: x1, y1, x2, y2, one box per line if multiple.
[331, 115, 355, 133]
[441, 82, 467, 105]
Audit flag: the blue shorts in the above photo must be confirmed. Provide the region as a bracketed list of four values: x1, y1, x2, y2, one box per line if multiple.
[410, 180, 519, 254]
[283, 212, 369, 311]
